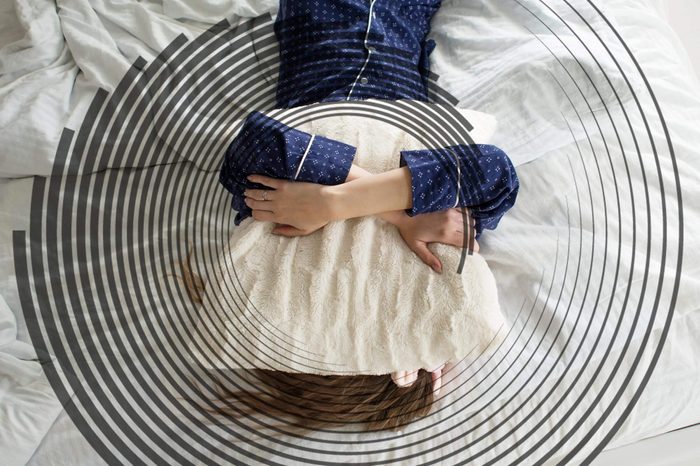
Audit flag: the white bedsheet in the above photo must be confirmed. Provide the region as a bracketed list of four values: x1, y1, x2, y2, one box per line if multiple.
[0, 0, 699, 464]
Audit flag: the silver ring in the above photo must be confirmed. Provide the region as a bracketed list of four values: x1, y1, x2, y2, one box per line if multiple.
[262, 191, 268, 201]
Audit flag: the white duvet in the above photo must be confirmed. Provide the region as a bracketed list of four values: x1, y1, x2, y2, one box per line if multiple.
[1, 0, 699, 464]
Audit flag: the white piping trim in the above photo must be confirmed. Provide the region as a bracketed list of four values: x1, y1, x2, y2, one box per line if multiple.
[346, 0, 377, 100]
[294, 134, 316, 180]
[451, 148, 461, 208]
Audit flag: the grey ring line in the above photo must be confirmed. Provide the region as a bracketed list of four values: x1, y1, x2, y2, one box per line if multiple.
[62, 34, 268, 464]
[200, 102, 498, 417]
[53, 17, 492, 458]
[167, 35, 516, 452]
[193, 100, 492, 424]
[14, 1, 684, 464]
[18, 21, 301, 465]
[518, 1, 679, 463]
[115, 22, 482, 452]
[8, 13, 592, 466]
[456, 2, 668, 462]
[8, 12, 592, 464]
[152, 31, 504, 460]
[117, 32, 516, 458]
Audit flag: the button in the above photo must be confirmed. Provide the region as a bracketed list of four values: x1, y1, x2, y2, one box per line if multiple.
[367, 46, 376, 52]
[360, 77, 369, 84]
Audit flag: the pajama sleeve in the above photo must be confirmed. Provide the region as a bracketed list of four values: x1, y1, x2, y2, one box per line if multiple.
[399, 144, 519, 238]
[219, 111, 357, 225]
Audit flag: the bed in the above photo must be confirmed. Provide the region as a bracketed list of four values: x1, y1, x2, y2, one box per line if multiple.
[1, 0, 699, 464]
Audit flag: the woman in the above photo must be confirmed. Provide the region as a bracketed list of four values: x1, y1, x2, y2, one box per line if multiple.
[208, 0, 519, 432]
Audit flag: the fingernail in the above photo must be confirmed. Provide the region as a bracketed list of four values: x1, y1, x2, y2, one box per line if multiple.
[433, 264, 442, 274]
[427, 363, 446, 372]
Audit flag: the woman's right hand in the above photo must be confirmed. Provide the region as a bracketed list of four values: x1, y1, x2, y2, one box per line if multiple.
[391, 208, 479, 274]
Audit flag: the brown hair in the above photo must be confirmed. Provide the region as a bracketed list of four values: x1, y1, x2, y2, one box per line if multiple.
[178, 248, 436, 434]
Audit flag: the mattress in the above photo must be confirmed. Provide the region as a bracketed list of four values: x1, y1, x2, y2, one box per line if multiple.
[0, 0, 698, 464]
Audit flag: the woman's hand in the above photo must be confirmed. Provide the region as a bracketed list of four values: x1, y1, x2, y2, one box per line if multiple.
[392, 362, 447, 396]
[392, 208, 478, 274]
[243, 174, 337, 235]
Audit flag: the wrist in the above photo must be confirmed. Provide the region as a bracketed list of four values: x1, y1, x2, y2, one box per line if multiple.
[378, 210, 407, 226]
[323, 167, 413, 221]
[322, 184, 347, 222]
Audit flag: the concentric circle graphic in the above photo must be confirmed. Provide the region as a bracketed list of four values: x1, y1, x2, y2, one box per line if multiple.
[12, 2, 683, 465]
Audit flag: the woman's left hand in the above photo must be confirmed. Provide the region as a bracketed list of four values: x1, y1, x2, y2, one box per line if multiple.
[393, 208, 479, 274]
[392, 362, 447, 396]
[243, 174, 336, 236]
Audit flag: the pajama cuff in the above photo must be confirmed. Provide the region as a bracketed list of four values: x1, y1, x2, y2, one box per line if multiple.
[399, 144, 519, 239]
[399, 146, 462, 217]
[293, 134, 357, 185]
[219, 111, 356, 225]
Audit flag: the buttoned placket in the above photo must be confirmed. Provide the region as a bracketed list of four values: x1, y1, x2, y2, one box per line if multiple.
[346, 0, 378, 100]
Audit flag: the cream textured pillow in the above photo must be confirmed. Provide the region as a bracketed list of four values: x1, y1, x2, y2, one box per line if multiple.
[188, 99, 506, 375]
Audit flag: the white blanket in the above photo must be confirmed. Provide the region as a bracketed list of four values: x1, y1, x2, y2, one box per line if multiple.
[188, 101, 505, 375]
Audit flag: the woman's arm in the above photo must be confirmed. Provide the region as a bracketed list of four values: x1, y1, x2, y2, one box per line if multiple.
[246, 144, 519, 238]
[245, 166, 413, 228]
[223, 110, 518, 240]
[220, 111, 357, 226]
[397, 144, 520, 237]
[246, 167, 478, 273]
[331, 164, 408, 226]
[259, 163, 408, 234]
[328, 166, 414, 219]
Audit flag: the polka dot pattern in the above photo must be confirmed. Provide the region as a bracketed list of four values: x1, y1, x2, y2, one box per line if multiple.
[220, 0, 519, 232]
[219, 111, 356, 225]
[400, 144, 520, 238]
[274, 0, 442, 107]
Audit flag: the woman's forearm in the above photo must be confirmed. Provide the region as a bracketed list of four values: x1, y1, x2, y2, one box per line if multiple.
[345, 163, 370, 182]
[343, 164, 407, 225]
[328, 165, 414, 222]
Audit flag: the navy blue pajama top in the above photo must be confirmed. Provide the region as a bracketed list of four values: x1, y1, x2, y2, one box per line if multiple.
[220, 0, 519, 237]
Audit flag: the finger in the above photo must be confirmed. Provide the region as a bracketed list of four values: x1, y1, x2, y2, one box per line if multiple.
[441, 230, 467, 248]
[392, 370, 418, 387]
[405, 369, 418, 386]
[410, 241, 442, 274]
[454, 232, 479, 253]
[449, 208, 466, 223]
[391, 371, 406, 386]
[272, 225, 307, 237]
[450, 207, 474, 227]
[244, 188, 276, 201]
[431, 368, 443, 397]
[427, 362, 446, 373]
[447, 212, 477, 247]
[251, 209, 276, 222]
[247, 174, 284, 189]
[244, 197, 274, 211]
